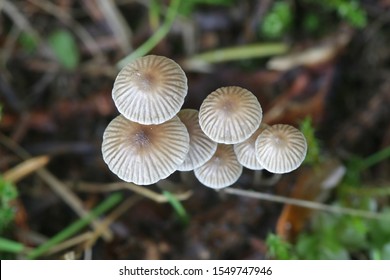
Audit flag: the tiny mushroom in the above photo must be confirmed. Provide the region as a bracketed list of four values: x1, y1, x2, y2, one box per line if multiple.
[234, 123, 270, 170]
[199, 86, 262, 144]
[101, 115, 190, 185]
[194, 144, 243, 189]
[255, 124, 307, 174]
[177, 109, 218, 171]
[112, 55, 188, 125]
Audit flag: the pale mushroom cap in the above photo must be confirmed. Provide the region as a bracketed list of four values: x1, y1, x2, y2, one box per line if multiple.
[102, 115, 190, 185]
[177, 109, 218, 171]
[255, 124, 307, 174]
[234, 123, 270, 170]
[199, 86, 262, 144]
[112, 55, 188, 125]
[194, 144, 243, 189]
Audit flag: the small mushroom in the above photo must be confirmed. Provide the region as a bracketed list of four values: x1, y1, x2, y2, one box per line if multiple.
[234, 123, 270, 170]
[194, 144, 243, 189]
[177, 109, 218, 171]
[199, 86, 262, 144]
[255, 124, 307, 174]
[102, 115, 189, 185]
[112, 55, 188, 125]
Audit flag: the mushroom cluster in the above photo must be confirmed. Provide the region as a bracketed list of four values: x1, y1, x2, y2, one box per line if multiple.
[102, 55, 307, 189]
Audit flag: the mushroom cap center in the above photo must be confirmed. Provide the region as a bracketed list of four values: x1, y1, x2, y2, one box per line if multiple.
[272, 132, 288, 147]
[132, 70, 158, 92]
[131, 126, 155, 150]
[217, 96, 239, 115]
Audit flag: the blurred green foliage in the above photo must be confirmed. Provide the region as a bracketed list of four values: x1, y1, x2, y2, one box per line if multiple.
[266, 129, 390, 260]
[18, 32, 39, 54]
[179, 0, 235, 16]
[47, 29, 80, 70]
[300, 117, 321, 166]
[261, 1, 293, 39]
[309, 0, 367, 28]
[266, 233, 294, 260]
[260, 0, 367, 38]
[267, 208, 390, 260]
[0, 176, 18, 233]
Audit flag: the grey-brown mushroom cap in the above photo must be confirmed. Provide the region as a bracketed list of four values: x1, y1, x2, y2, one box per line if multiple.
[194, 144, 243, 189]
[234, 123, 270, 170]
[101, 115, 190, 185]
[112, 55, 188, 125]
[255, 124, 307, 174]
[177, 109, 218, 171]
[199, 86, 262, 144]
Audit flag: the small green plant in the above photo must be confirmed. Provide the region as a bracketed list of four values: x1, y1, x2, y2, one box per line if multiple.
[266, 144, 390, 260]
[0, 176, 18, 233]
[305, 0, 367, 29]
[266, 233, 295, 260]
[179, 0, 234, 16]
[261, 1, 293, 39]
[18, 32, 39, 55]
[48, 29, 80, 70]
[299, 117, 321, 166]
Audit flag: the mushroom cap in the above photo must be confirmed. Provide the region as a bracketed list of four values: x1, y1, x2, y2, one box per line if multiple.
[234, 123, 270, 170]
[102, 115, 190, 185]
[255, 124, 307, 174]
[177, 109, 218, 171]
[199, 86, 262, 144]
[112, 55, 188, 125]
[194, 144, 243, 189]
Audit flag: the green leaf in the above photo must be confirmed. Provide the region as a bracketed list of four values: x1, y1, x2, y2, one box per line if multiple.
[48, 30, 80, 70]
[0, 177, 18, 233]
[299, 117, 321, 166]
[261, 2, 293, 38]
[162, 191, 190, 226]
[18, 32, 39, 54]
[265, 233, 294, 260]
[0, 237, 25, 254]
[179, 0, 235, 16]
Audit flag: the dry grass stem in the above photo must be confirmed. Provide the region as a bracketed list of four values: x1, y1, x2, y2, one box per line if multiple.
[3, 155, 50, 183]
[83, 195, 143, 251]
[96, 0, 133, 53]
[73, 181, 193, 202]
[224, 187, 387, 220]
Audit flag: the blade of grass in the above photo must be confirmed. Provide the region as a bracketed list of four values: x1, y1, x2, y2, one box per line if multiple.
[162, 190, 190, 226]
[3, 155, 49, 183]
[223, 187, 387, 220]
[116, 0, 181, 68]
[0, 237, 25, 254]
[27, 192, 123, 259]
[185, 43, 288, 64]
[359, 145, 390, 171]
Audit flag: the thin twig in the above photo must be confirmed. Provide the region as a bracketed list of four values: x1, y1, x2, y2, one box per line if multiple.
[44, 232, 93, 256]
[3, 155, 50, 183]
[83, 195, 143, 251]
[73, 181, 193, 202]
[96, 0, 133, 54]
[223, 187, 387, 220]
[2, 0, 39, 35]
